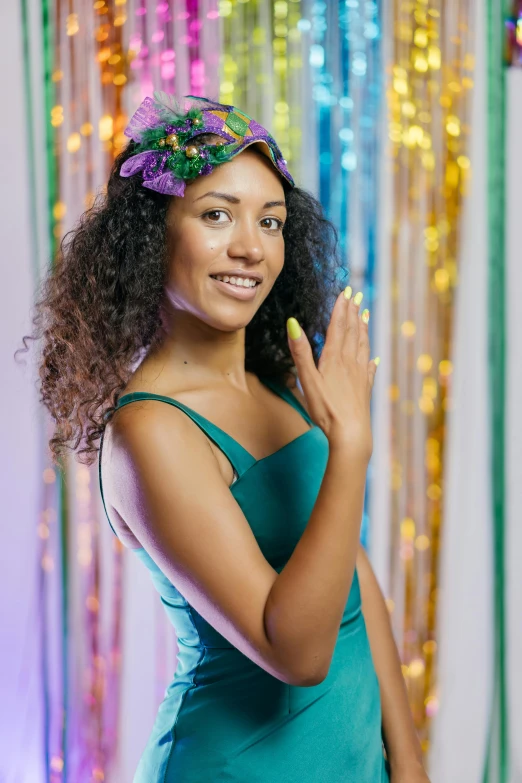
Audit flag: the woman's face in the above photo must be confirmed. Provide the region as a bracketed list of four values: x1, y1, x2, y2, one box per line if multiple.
[163, 144, 287, 332]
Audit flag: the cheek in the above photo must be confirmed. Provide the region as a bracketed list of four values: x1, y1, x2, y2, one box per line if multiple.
[170, 226, 213, 266]
[273, 243, 285, 272]
[176, 226, 221, 262]
[165, 231, 220, 291]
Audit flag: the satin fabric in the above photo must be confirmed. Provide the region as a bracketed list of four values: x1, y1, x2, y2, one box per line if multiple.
[98, 376, 391, 782]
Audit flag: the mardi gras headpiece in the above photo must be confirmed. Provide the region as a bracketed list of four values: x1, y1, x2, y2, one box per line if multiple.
[119, 92, 295, 197]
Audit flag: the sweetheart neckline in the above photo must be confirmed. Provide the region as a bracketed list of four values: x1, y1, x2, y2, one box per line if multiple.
[233, 423, 320, 469]
[126, 425, 322, 553]
[115, 379, 315, 465]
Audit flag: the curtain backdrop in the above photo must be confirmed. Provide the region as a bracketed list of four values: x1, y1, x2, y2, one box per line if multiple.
[3, 1, 521, 781]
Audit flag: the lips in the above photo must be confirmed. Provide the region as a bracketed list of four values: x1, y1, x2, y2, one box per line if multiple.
[209, 275, 259, 300]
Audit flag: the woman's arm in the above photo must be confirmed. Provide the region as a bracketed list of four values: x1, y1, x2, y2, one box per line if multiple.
[356, 543, 430, 780]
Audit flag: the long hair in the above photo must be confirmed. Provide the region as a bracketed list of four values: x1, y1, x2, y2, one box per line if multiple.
[16, 141, 347, 466]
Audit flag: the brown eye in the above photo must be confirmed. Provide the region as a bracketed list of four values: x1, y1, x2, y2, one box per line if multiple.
[261, 217, 284, 231]
[202, 210, 228, 223]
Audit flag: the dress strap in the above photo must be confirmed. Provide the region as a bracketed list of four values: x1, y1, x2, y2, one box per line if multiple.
[258, 375, 313, 427]
[115, 392, 258, 478]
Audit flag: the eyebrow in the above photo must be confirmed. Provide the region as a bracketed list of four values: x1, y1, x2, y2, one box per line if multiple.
[193, 190, 287, 209]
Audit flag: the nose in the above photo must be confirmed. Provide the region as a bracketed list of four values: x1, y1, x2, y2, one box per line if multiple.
[227, 219, 265, 263]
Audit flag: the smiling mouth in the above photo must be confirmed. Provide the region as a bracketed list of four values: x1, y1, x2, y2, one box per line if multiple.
[209, 275, 261, 289]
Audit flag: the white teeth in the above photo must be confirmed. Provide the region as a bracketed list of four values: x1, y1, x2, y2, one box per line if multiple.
[212, 275, 259, 288]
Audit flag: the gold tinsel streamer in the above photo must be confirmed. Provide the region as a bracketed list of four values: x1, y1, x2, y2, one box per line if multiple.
[386, 0, 474, 756]
[219, 0, 303, 173]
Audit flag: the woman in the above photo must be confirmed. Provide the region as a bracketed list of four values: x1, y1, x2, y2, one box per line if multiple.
[23, 94, 429, 782]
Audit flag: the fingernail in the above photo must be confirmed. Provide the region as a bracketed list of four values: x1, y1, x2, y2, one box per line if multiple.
[374, 357, 380, 366]
[343, 285, 352, 300]
[361, 308, 370, 324]
[287, 317, 301, 340]
[354, 291, 363, 306]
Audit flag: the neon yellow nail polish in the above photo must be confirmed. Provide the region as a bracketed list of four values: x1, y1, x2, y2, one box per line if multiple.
[354, 291, 363, 306]
[343, 286, 352, 300]
[361, 308, 370, 324]
[287, 317, 301, 340]
[374, 357, 380, 366]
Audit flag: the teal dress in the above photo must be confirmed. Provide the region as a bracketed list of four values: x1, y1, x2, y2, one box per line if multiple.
[98, 375, 391, 782]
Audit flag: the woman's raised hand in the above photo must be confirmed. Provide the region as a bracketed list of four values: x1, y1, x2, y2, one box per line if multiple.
[286, 287, 379, 462]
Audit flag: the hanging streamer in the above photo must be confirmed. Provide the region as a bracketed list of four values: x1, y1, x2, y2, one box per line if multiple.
[484, 1, 510, 780]
[386, 0, 475, 759]
[302, 0, 382, 548]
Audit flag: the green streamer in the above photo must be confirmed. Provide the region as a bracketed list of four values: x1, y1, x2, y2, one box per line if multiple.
[20, 0, 42, 285]
[22, 0, 67, 778]
[41, 0, 58, 260]
[39, 0, 70, 777]
[19, 0, 58, 780]
[484, 0, 509, 781]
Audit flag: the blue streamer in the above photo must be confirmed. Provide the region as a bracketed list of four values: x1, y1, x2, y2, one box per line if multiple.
[305, 0, 382, 549]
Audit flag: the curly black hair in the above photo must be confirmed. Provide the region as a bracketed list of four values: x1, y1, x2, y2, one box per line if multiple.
[16, 140, 348, 466]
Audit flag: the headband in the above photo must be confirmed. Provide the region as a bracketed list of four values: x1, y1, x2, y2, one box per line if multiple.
[119, 91, 295, 197]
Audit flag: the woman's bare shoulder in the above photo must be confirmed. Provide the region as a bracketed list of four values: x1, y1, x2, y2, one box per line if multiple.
[101, 394, 208, 549]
